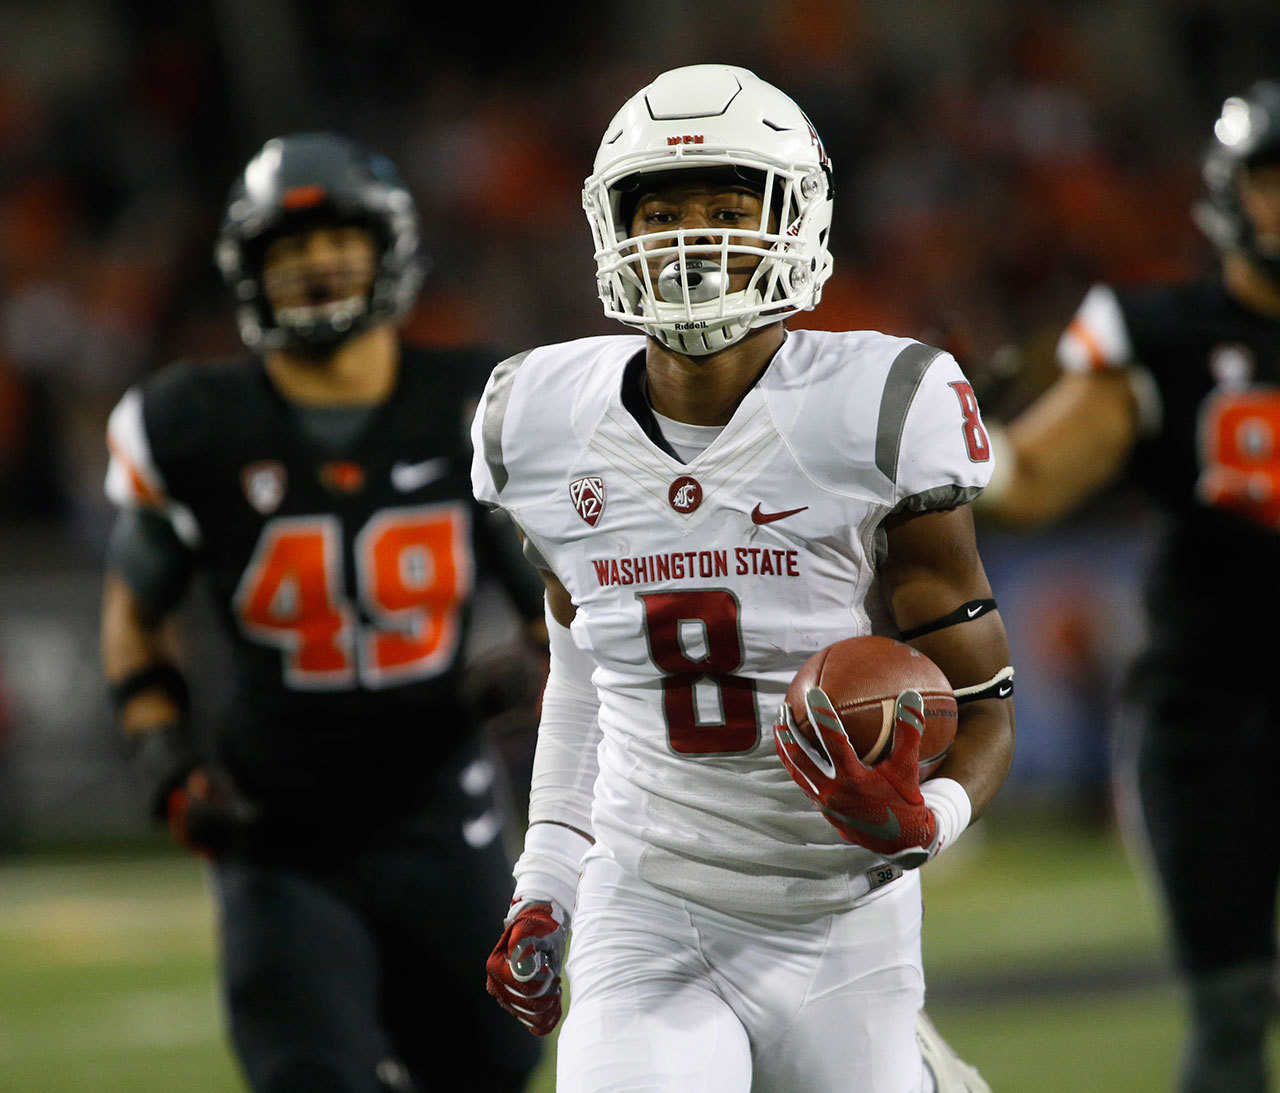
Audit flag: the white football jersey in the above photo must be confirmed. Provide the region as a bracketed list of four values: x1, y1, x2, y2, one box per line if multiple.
[471, 328, 992, 921]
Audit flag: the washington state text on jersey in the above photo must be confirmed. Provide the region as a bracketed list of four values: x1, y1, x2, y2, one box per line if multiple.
[592, 546, 802, 588]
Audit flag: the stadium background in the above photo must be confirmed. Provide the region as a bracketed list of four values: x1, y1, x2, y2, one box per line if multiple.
[1, 0, 1278, 1088]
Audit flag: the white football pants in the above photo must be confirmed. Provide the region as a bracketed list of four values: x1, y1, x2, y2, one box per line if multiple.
[557, 852, 927, 1092]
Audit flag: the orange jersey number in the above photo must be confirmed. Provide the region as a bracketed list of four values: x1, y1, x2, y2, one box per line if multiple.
[234, 505, 472, 690]
[1198, 388, 1280, 531]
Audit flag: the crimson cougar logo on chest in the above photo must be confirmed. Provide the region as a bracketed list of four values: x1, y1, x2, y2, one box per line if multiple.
[668, 475, 703, 514]
[570, 476, 606, 527]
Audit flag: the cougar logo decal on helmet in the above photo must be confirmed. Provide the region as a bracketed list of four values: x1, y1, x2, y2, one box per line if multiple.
[583, 65, 834, 356]
[215, 131, 426, 351]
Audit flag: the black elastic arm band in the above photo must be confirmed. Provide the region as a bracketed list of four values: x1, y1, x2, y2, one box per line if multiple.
[899, 598, 998, 641]
[108, 662, 191, 718]
[954, 666, 1015, 704]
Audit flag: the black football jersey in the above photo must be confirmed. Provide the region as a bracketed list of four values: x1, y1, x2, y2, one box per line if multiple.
[1060, 276, 1280, 675]
[106, 345, 526, 818]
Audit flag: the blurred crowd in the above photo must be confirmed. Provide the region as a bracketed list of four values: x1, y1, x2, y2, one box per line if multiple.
[3, 0, 1280, 554]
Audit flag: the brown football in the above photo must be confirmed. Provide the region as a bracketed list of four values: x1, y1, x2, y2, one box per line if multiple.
[784, 635, 957, 779]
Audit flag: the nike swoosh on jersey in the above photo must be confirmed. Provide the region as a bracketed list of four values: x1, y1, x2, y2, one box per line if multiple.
[823, 804, 901, 842]
[391, 456, 449, 492]
[750, 502, 809, 524]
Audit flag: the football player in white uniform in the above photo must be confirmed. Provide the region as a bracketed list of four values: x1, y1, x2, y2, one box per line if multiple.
[475, 65, 1014, 1092]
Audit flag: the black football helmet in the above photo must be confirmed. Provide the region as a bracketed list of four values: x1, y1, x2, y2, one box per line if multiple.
[215, 131, 426, 351]
[1195, 79, 1280, 283]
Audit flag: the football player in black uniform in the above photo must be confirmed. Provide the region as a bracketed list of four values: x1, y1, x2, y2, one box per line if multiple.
[100, 132, 544, 1093]
[975, 79, 1280, 1093]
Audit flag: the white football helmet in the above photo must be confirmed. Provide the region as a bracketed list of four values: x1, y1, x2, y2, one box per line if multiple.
[583, 64, 834, 356]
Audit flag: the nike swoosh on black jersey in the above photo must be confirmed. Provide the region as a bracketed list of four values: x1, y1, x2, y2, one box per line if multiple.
[391, 457, 449, 491]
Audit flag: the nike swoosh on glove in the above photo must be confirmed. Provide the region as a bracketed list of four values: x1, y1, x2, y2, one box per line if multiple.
[485, 898, 568, 1037]
[774, 687, 940, 869]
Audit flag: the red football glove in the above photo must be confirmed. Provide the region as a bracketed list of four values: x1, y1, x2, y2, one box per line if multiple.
[485, 898, 568, 1037]
[774, 687, 939, 869]
[166, 766, 258, 859]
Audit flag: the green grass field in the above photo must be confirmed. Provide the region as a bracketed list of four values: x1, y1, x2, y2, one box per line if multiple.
[0, 819, 1269, 1091]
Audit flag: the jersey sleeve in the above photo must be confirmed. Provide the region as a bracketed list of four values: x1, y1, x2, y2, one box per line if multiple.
[1055, 283, 1136, 373]
[469, 374, 501, 509]
[469, 350, 531, 510]
[1055, 283, 1163, 435]
[891, 349, 993, 513]
[104, 383, 203, 548]
[105, 387, 167, 508]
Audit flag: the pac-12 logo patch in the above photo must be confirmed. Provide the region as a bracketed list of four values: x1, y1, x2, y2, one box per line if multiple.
[241, 460, 287, 514]
[570, 476, 606, 526]
[668, 475, 702, 514]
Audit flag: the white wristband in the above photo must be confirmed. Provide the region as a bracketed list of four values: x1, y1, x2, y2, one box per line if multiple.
[921, 777, 973, 860]
[512, 822, 593, 914]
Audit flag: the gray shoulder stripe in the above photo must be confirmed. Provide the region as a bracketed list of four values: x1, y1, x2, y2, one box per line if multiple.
[521, 535, 550, 571]
[482, 350, 533, 494]
[875, 342, 943, 485]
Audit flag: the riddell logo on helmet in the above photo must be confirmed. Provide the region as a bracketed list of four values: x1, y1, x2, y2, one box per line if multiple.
[675, 321, 708, 330]
[667, 135, 705, 146]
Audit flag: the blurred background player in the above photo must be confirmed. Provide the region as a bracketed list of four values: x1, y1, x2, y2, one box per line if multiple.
[99, 131, 545, 1093]
[975, 79, 1280, 1093]
[476, 64, 1013, 1092]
